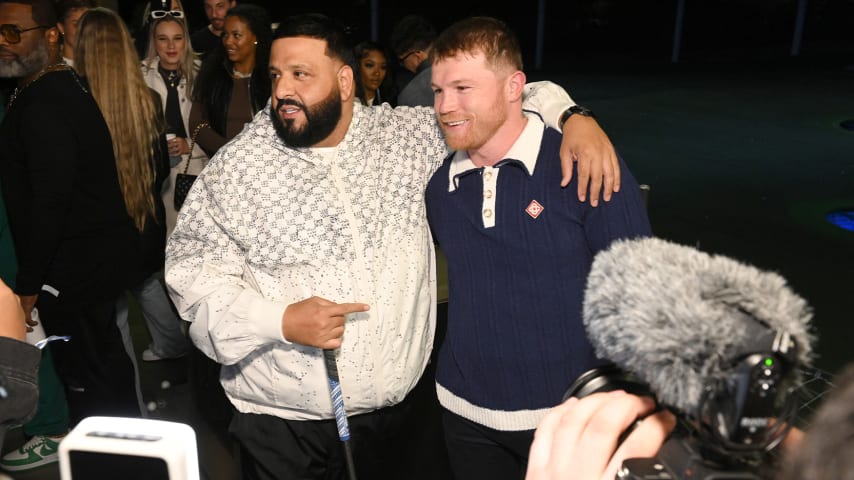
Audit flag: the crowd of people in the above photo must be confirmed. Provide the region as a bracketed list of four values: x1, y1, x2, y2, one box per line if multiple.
[0, 1, 847, 480]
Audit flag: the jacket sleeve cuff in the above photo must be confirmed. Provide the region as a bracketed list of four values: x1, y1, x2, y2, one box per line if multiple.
[249, 297, 290, 345]
[522, 81, 577, 130]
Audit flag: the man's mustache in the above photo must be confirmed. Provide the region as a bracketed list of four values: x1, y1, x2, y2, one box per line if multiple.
[276, 98, 305, 112]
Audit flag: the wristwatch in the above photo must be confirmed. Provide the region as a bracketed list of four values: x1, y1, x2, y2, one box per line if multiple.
[559, 105, 595, 130]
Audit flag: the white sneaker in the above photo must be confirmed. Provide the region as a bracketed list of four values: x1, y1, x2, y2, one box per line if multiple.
[0, 434, 62, 471]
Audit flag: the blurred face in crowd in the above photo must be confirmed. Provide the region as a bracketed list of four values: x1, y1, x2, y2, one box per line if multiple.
[432, 51, 514, 154]
[204, 0, 235, 33]
[359, 48, 386, 98]
[56, 7, 88, 53]
[398, 48, 422, 74]
[221, 15, 256, 73]
[268, 36, 352, 148]
[0, 3, 55, 80]
[154, 18, 185, 70]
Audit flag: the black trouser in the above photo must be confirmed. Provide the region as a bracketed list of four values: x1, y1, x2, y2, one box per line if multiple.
[37, 294, 140, 424]
[231, 394, 416, 480]
[442, 409, 535, 480]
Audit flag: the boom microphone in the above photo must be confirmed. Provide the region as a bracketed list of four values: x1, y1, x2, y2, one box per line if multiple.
[582, 237, 813, 424]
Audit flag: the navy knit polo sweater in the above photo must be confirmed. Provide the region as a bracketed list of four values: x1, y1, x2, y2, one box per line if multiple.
[425, 124, 652, 431]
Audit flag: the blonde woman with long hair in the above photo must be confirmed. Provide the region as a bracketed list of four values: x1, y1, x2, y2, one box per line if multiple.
[141, 10, 209, 236]
[75, 8, 190, 366]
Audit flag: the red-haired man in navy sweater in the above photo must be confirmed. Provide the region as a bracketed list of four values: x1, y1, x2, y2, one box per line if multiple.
[426, 17, 652, 480]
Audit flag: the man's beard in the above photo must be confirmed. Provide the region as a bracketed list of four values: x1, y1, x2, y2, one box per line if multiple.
[0, 40, 50, 79]
[270, 87, 342, 148]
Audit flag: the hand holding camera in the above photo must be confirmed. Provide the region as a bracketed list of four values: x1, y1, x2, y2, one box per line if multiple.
[526, 391, 675, 480]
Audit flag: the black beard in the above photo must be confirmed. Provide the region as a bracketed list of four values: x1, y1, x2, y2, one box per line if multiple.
[270, 88, 342, 148]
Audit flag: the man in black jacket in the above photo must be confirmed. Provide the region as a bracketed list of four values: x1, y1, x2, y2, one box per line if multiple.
[0, 0, 141, 423]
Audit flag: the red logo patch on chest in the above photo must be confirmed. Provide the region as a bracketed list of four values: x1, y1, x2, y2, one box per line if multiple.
[526, 200, 544, 219]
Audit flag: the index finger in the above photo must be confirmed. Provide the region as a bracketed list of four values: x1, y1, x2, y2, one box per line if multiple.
[327, 302, 370, 317]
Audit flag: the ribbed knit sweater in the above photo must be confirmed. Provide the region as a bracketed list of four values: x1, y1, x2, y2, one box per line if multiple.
[426, 121, 652, 431]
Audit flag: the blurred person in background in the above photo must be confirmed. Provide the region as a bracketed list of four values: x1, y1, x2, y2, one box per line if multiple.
[0, 0, 141, 427]
[54, 0, 95, 66]
[389, 14, 437, 107]
[133, 0, 184, 59]
[142, 8, 208, 237]
[190, 0, 234, 59]
[0, 59, 68, 470]
[74, 5, 173, 404]
[189, 3, 270, 157]
[354, 40, 396, 106]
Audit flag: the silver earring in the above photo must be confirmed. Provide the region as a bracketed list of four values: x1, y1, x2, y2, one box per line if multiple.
[254, 41, 258, 45]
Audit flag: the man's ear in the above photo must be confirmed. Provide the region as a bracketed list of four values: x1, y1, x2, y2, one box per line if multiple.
[56, 22, 65, 37]
[45, 26, 60, 47]
[338, 64, 354, 101]
[507, 70, 526, 103]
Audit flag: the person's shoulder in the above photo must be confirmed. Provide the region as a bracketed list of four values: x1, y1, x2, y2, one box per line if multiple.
[398, 73, 433, 107]
[191, 25, 210, 38]
[354, 101, 435, 132]
[28, 69, 89, 104]
[215, 109, 275, 157]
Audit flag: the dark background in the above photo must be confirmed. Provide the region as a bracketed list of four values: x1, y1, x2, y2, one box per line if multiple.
[119, 0, 854, 68]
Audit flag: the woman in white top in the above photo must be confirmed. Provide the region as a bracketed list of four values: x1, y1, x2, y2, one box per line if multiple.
[141, 12, 208, 236]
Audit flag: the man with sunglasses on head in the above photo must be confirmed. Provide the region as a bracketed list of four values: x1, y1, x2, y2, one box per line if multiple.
[191, 0, 235, 59]
[0, 0, 144, 430]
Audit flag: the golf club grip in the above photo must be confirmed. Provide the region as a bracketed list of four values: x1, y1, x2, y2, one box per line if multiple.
[323, 349, 351, 442]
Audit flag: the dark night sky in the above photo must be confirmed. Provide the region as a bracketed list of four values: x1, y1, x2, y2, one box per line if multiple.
[122, 0, 854, 69]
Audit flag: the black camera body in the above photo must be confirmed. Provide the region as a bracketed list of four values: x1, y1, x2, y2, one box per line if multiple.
[617, 432, 769, 480]
[565, 332, 799, 480]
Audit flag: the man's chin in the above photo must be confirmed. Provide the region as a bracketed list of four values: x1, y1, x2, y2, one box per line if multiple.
[440, 131, 466, 152]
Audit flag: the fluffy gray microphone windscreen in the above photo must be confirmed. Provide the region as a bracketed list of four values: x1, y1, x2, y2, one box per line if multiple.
[583, 237, 813, 416]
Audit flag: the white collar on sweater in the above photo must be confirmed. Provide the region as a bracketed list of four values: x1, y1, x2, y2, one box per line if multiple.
[446, 113, 544, 192]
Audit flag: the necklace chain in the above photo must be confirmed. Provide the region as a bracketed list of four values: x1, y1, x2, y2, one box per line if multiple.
[161, 67, 179, 88]
[8, 63, 77, 109]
